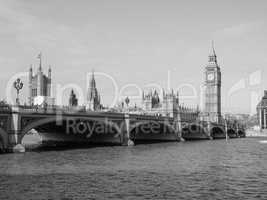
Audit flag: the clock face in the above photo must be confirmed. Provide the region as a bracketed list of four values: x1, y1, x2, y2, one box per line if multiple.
[207, 73, 215, 81]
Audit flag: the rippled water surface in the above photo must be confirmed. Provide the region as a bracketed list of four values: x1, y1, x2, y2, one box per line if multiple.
[0, 138, 267, 200]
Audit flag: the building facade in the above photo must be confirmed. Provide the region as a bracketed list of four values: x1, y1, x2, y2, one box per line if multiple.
[28, 57, 54, 106]
[86, 72, 102, 111]
[142, 90, 179, 117]
[69, 90, 78, 107]
[203, 43, 222, 123]
[142, 89, 199, 120]
[257, 90, 267, 130]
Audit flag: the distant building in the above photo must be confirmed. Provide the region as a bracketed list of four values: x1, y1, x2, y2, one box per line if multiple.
[86, 71, 102, 111]
[203, 42, 222, 123]
[142, 90, 161, 110]
[28, 55, 54, 106]
[142, 90, 178, 117]
[161, 90, 179, 117]
[142, 89, 199, 120]
[257, 90, 267, 130]
[69, 90, 78, 107]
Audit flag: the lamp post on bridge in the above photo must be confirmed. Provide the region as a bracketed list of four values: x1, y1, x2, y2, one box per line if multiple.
[224, 114, 229, 141]
[125, 96, 130, 113]
[13, 78, 23, 105]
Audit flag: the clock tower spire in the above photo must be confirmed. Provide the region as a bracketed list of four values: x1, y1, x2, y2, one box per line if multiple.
[204, 41, 221, 123]
[209, 40, 217, 63]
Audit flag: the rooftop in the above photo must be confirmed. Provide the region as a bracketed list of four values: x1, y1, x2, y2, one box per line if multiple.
[257, 90, 267, 108]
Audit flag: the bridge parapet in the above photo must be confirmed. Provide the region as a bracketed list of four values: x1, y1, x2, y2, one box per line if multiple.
[0, 104, 12, 113]
[5, 105, 127, 119]
[129, 113, 174, 122]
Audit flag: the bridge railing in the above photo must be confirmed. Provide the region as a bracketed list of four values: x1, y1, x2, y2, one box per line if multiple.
[0, 104, 87, 114]
[129, 113, 174, 121]
[0, 103, 12, 112]
[19, 105, 110, 115]
[0, 104, 130, 118]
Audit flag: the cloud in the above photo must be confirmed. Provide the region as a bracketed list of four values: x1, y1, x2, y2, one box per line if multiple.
[213, 21, 265, 39]
[0, 1, 90, 55]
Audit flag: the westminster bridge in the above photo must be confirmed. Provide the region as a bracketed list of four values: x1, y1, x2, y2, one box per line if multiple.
[0, 104, 246, 153]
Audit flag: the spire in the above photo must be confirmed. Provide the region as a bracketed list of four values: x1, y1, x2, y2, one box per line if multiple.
[211, 40, 216, 56]
[98, 93, 101, 103]
[87, 69, 101, 110]
[208, 40, 217, 64]
[29, 64, 33, 81]
[90, 70, 96, 88]
[37, 52, 42, 71]
[48, 65, 52, 79]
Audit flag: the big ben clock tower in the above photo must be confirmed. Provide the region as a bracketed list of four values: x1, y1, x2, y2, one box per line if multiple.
[204, 42, 221, 123]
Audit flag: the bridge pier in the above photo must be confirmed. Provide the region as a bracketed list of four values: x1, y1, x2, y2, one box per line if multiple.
[236, 124, 239, 138]
[7, 107, 25, 153]
[206, 121, 213, 140]
[121, 114, 134, 146]
[176, 115, 184, 142]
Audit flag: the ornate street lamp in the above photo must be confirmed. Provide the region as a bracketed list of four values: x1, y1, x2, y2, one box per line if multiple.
[13, 78, 23, 105]
[125, 96, 130, 107]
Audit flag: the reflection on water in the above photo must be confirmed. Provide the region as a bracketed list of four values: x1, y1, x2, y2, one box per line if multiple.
[1, 138, 267, 199]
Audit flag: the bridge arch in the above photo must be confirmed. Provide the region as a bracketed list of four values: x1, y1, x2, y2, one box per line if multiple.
[181, 123, 208, 140]
[130, 121, 176, 133]
[0, 128, 8, 152]
[130, 120, 177, 141]
[210, 126, 225, 138]
[227, 128, 237, 138]
[19, 116, 122, 144]
[237, 130, 245, 137]
[182, 123, 206, 134]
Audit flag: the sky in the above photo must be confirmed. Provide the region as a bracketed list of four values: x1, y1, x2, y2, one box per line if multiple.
[0, 0, 267, 114]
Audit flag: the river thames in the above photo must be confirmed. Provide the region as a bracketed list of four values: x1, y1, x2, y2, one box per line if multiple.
[0, 138, 267, 200]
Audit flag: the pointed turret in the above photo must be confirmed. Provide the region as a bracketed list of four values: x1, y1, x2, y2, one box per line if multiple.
[162, 88, 165, 99]
[37, 52, 42, 71]
[69, 89, 78, 107]
[90, 70, 96, 89]
[48, 65, 51, 79]
[29, 65, 33, 81]
[208, 41, 217, 64]
[86, 70, 101, 111]
[47, 65, 52, 96]
[28, 65, 33, 105]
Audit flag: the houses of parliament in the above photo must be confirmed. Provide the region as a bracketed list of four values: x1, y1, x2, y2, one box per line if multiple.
[27, 44, 222, 123]
[140, 43, 222, 123]
[28, 54, 102, 111]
